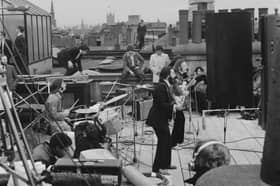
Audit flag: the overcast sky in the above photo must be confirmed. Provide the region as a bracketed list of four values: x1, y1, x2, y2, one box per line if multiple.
[29, 0, 280, 27]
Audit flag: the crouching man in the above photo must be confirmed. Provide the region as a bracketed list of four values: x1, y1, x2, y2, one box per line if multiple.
[32, 132, 73, 167]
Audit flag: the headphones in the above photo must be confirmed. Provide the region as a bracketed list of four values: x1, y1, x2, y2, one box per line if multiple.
[189, 140, 226, 171]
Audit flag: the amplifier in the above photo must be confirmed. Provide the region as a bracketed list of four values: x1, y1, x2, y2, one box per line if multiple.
[136, 99, 153, 121]
[53, 158, 122, 186]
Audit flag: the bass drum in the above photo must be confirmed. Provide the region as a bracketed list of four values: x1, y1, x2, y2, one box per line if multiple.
[98, 106, 123, 136]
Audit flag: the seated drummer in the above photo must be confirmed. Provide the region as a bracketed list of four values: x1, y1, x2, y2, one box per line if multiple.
[44, 78, 72, 134]
[185, 140, 231, 185]
[32, 132, 73, 167]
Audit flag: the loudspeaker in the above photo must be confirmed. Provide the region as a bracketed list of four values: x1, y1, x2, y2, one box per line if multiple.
[206, 12, 253, 108]
[260, 15, 280, 185]
[136, 99, 153, 121]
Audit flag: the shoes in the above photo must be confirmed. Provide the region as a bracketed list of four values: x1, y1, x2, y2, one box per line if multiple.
[166, 165, 177, 169]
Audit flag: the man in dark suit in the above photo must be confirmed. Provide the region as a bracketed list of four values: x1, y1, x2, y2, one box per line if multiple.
[121, 45, 145, 82]
[14, 26, 28, 74]
[147, 66, 184, 173]
[0, 31, 13, 64]
[57, 45, 89, 76]
[137, 20, 147, 49]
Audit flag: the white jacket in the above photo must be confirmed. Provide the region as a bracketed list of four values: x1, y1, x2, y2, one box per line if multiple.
[149, 53, 170, 83]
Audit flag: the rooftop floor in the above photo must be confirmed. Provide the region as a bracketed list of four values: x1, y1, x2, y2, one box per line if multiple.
[115, 112, 264, 185]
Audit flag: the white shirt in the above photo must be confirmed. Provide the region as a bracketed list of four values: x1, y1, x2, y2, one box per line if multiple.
[150, 53, 170, 83]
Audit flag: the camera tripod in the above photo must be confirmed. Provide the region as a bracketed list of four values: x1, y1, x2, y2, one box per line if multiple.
[0, 85, 41, 186]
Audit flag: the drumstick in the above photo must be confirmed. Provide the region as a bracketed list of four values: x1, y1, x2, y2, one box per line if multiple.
[69, 99, 79, 110]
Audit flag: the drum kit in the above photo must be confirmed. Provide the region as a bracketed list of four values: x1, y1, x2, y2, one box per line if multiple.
[70, 81, 154, 161]
[72, 93, 128, 135]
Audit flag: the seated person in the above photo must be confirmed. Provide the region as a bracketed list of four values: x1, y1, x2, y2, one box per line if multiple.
[185, 140, 231, 185]
[32, 132, 73, 167]
[43, 78, 72, 134]
[121, 45, 145, 83]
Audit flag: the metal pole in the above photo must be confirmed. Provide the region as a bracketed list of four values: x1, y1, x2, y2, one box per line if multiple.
[132, 86, 137, 163]
[6, 88, 40, 177]
[0, 86, 37, 186]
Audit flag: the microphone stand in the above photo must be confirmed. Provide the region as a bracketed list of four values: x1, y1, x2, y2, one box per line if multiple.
[186, 92, 194, 135]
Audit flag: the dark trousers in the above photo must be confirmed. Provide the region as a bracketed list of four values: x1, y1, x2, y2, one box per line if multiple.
[193, 91, 207, 114]
[121, 67, 144, 82]
[65, 65, 79, 76]
[152, 125, 171, 172]
[138, 35, 145, 49]
[15, 56, 29, 74]
[171, 111, 185, 147]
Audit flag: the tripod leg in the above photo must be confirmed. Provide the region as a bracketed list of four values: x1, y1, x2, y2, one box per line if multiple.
[0, 87, 37, 186]
[7, 89, 41, 178]
[6, 121, 18, 186]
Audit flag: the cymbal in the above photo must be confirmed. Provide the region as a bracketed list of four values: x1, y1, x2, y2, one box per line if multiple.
[74, 108, 98, 114]
[99, 81, 115, 86]
[105, 93, 128, 105]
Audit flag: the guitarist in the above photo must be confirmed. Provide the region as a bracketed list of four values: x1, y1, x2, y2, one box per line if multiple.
[171, 68, 196, 148]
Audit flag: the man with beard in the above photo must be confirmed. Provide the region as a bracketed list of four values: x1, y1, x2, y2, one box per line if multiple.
[147, 67, 184, 173]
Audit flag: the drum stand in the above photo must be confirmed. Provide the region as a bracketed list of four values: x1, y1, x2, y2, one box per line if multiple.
[0, 85, 41, 186]
[131, 86, 138, 163]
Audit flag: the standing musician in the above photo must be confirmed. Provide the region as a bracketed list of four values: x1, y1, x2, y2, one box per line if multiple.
[171, 66, 196, 148]
[147, 67, 184, 173]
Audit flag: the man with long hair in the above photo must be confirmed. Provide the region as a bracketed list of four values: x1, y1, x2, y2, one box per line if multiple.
[44, 79, 71, 134]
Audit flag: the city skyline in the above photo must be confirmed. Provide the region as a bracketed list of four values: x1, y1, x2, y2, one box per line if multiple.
[29, 0, 279, 27]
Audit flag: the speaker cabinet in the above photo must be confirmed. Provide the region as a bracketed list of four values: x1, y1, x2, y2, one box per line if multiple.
[206, 12, 253, 108]
[260, 15, 280, 185]
[136, 99, 153, 121]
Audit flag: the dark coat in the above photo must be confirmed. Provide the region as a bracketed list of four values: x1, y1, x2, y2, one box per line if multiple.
[122, 52, 144, 71]
[146, 81, 174, 128]
[6, 64, 18, 91]
[14, 34, 28, 74]
[137, 25, 147, 36]
[57, 47, 83, 72]
[14, 35, 26, 60]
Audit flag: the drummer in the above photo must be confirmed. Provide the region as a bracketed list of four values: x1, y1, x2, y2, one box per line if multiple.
[44, 78, 72, 134]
